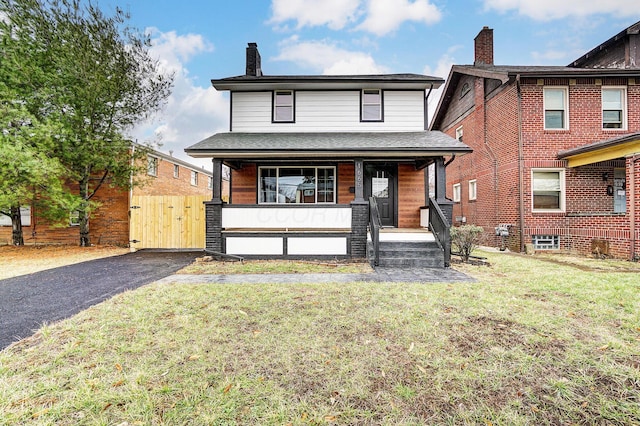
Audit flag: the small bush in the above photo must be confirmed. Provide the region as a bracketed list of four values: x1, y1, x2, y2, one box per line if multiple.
[450, 225, 484, 262]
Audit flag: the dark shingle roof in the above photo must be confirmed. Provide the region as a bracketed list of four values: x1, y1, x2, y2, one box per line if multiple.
[185, 131, 471, 159]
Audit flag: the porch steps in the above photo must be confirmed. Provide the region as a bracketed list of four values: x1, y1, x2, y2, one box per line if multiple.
[368, 240, 445, 268]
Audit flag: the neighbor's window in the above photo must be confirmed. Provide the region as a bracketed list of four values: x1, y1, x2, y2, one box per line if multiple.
[532, 235, 560, 250]
[258, 166, 335, 204]
[173, 164, 179, 178]
[544, 87, 568, 130]
[207, 176, 213, 190]
[602, 87, 626, 129]
[69, 210, 80, 226]
[455, 126, 463, 142]
[190, 170, 198, 186]
[468, 179, 477, 201]
[453, 183, 461, 202]
[147, 156, 158, 176]
[0, 206, 31, 226]
[361, 89, 382, 121]
[273, 90, 294, 122]
[532, 169, 565, 212]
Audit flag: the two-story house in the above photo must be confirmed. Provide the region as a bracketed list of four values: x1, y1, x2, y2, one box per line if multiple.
[431, 23, 640, 259]
[186, 43, 471, 266]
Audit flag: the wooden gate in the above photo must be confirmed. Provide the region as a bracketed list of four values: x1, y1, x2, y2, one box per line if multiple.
[129, 195, 208, 249]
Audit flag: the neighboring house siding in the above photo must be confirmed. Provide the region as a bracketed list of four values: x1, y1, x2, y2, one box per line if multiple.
[231, 90, 425, 132]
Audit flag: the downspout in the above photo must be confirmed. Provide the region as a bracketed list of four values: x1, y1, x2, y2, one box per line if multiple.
[631, 154, 639, 260]
[129, 143, 135, 248]
[516, 75, 525, 253]
[480, 78, 499, 245]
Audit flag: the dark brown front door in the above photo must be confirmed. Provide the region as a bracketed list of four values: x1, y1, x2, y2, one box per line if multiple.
[365, 164, 397, 227]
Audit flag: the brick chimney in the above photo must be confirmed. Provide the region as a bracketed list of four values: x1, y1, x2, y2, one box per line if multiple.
[474, 27, 494, 66]
[246, 42, 262, 76]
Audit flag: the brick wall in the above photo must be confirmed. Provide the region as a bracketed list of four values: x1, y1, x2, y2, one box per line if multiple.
[136, 155, 214, 197]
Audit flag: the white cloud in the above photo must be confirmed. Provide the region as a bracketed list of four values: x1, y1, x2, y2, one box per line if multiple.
[128, 29, 228, 171]
[269, 0, 361, 30]
[482, 0, 639, 20]
[356, 0, 442, 36]
[274, 39, 390, 74]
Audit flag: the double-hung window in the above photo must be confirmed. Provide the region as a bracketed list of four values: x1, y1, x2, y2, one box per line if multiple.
[452, 183, 461, 203]
[191, 170, 198, 186]
[259, 167, 335, 204]
[468, 180, 477, 201]
[273, 90, 294, 122]
[543, 87, 568, 130]
[532, 169, 565, 212]
[602, 87, 626, 129]
[147, 156, 158, 176]
[361, 89, 382, 121]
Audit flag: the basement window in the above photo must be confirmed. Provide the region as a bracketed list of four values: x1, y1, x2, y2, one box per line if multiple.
[532, 235, 559, 250]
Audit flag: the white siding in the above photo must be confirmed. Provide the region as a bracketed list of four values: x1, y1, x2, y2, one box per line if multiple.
[231, 90, 425, 132]
[221, 207, 352, 229]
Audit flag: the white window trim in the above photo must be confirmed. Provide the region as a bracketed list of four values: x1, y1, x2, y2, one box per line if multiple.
[207, 176, 213, 190]
[601, 86, 627, 130]
[258, 166, 337, 205]
[531, 168, 566, 213]
[190, 170, 198, 186]
[273, 90, 294, 122]
[361, 89, 382, 122]
[543, 87, 569, 131]
[173, 164, 179, 179]
[147, 156, 158, 177]
[452, 183, 461, 203]
[468, 179, 477, 201]
[455, 126, 463, 142]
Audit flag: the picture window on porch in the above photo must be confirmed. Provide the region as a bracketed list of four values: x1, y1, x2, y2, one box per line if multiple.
[543, 87, 568, 130]
[532, 169, 565, 212]
[602, 87, 626, 129]
[259, 166, 335, 204]
[361, 89, 382, 121]
[273, 90, 294, 122]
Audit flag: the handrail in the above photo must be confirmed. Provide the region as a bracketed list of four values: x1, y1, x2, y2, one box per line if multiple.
[369, 197, 382, 266]
[428, 197, 451, 267]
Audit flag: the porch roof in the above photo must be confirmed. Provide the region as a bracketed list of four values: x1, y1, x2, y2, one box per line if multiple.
[185, 131, 472, 160]
[557, 132, 640, 167]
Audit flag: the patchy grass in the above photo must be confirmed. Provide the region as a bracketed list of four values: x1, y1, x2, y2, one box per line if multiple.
[0, 245, 129, 280]
[179, 258, 374, 275]
[1, 251, 639, 425]
[532, 252, 640, 272]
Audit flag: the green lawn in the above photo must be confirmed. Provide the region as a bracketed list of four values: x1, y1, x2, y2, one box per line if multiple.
[1, 251, 639, 425]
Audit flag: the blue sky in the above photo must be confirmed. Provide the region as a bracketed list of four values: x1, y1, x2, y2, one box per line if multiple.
[103, 0, 639, 169]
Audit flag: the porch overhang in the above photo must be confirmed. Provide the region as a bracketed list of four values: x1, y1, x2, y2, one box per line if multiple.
[558, 132, 640, 167]
[185, 131, 472, 164]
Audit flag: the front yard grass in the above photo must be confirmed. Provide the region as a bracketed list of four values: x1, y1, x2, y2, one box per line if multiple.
[178, 258, 374, 274]
[1, 251, 639, 425]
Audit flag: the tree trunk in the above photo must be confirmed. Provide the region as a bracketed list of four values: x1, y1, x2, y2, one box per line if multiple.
[79, 177, 91, 247]
[10, 206, 24, 246]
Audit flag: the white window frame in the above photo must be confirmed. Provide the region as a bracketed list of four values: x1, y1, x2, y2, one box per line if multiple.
[361, 89, 382, 121]
[258, 166, 336, 205]
[173, 164, 179, 178]
[543, 87, 569, 130]
[69, 210, 80, 226]
[452, 183, 461, 203]
[468, 179, 477, 201]
[602, 86, 627, 130]
[0, 206, 31, 226]
[190, 170, 198, 186]
[207, 176, 213, 190]
[455, 126, 463, 142]
[531, 168, 566, 213]
[147, 156, 158, 176]
[273, 90, 294, 122]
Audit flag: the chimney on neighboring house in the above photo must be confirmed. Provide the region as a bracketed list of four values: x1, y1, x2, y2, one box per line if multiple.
[474, 26, 494, 66]
[246, 42, 263, 76]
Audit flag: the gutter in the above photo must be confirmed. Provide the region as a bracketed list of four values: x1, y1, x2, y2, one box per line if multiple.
[516, 74, 525, 253]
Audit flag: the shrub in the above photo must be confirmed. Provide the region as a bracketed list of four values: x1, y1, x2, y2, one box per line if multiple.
[450, 225, 484, 263]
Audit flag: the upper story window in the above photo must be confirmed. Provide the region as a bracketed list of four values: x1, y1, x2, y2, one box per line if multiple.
[532, 169, 565, 212]
[207, 176, 213, 190]
[173, 164, 179, 178]
[190, 170, 198, 186]
[452, 183, 461, 203]
[147, 156, 158, 176]
[543, 87, 568, 130]
[460, 82, 470, 98]
[468, 179, 477, 201]
[602, 87, 627, 129]
[273, 90, 294, 122]
[361, 89, 383, 121]
[259, 166, 335, 204]
[455, 126, 463, 142]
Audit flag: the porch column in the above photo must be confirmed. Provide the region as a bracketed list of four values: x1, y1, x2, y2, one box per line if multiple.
[351, 158, 368, 259]
[435, 157, 453, 226]
[205, 158, 224, 252]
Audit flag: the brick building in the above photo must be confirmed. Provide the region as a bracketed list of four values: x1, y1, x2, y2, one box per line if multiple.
[0, 147, 225, 247]
[431, 23, 640, 259]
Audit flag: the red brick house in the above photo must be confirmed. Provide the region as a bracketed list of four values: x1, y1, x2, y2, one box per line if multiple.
[186, 43, 471, 266]
[0, 147, 223, 247]
[431, 23, 640, 259]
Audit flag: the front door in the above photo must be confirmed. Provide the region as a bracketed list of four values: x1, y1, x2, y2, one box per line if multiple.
[365, 164, 397, 227]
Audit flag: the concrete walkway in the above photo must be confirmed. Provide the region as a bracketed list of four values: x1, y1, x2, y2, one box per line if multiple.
[156, 266, 475, 285]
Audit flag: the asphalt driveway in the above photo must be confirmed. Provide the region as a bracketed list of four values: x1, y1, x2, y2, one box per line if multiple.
[0, 250, 202, 350]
